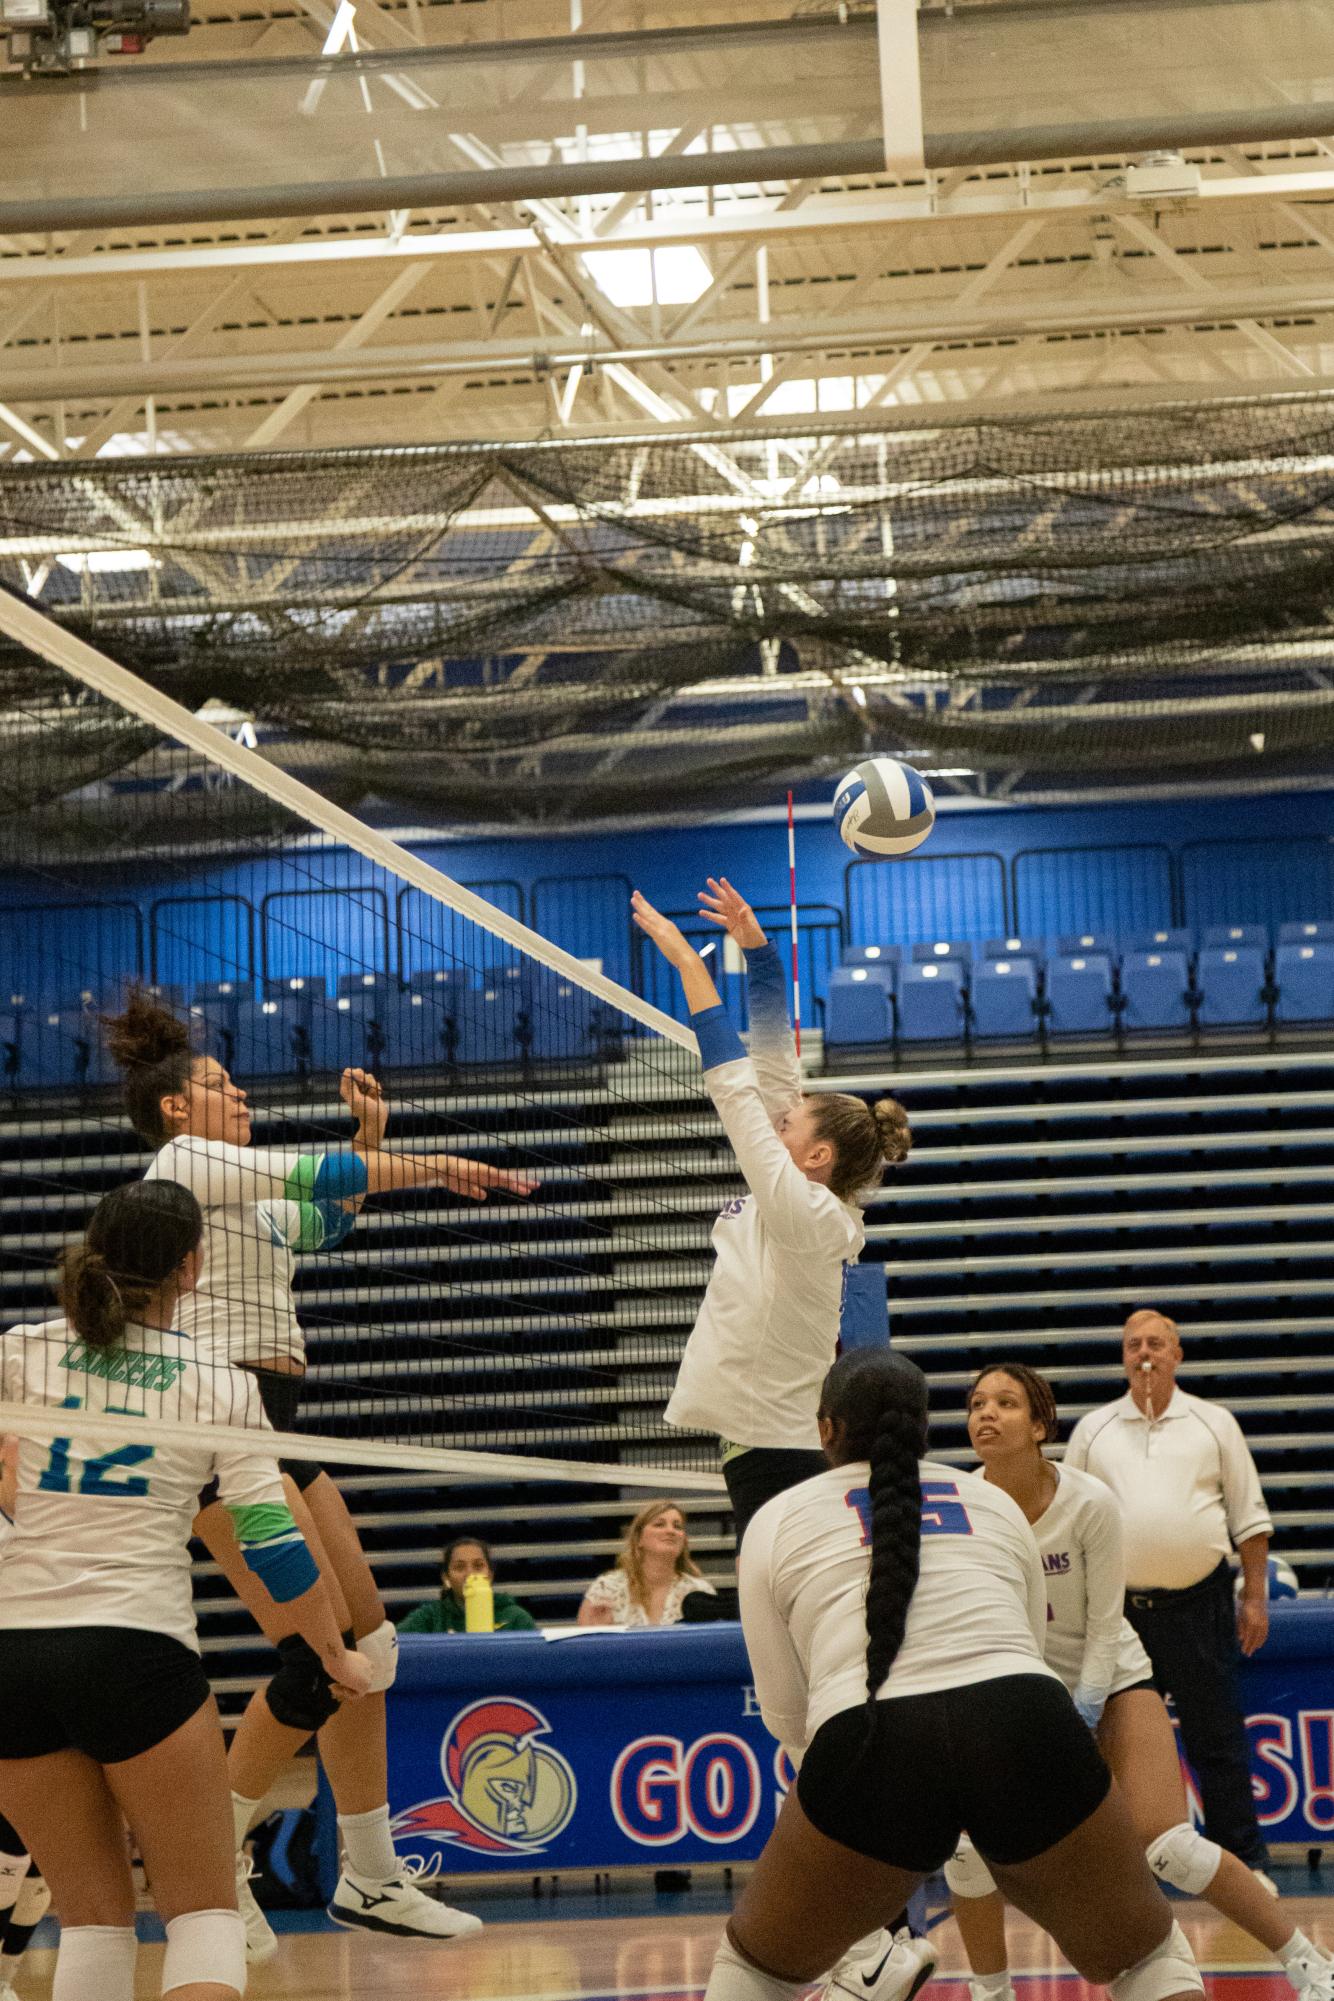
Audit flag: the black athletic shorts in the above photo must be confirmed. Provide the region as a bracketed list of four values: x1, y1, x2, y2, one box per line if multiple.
[0, 1627, 212, 1765]
[250, 1368, 323, 1494]
[796, 1673, 1111, 1873]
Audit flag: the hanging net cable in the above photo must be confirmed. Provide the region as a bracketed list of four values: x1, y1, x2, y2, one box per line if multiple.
[0, 579, 727, 1492]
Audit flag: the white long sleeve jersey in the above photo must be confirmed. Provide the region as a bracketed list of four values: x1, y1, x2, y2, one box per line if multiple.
[0, 1315, 289, 1651]
[739, 1460, 1057, 1753]
[1032, 1462, 1152, 1704]
[665, 949, 864, 1450]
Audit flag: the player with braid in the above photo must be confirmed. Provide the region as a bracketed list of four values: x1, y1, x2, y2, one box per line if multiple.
[708, 1347, 1209, 2001]
[103, 989, 536, 1960]
[949, 1364, 1332, 2001]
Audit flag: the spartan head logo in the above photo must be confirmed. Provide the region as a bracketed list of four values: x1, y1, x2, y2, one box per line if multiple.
[392, 1698, 578, 1856]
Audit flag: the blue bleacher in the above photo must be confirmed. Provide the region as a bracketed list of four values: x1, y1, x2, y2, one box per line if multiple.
[897, 960, 966, 1041]
[1057, 931, 1116, 958]
[1045, 953, 1114, 1034]
[336, 971, 400, 1000]
[983, 935, 1044, 964]
[1119, 950, 1192, 1032]
[1279, 921, 1334, 947]
[825, 965, 895, 1050]
[1274, 942, 1334, 1024]
[262, 975, 327, 1002]
[232, 998, 310, 1077]
[1123, 927, 1194, 958]
[521, 977, 599, 1062]
[193, 978, 252, 1004]
[910, 939, 972, 966]
[970, 958, 1039, 1039]
[1196, 945, 1268, 1027]
[1203, 924, 1268, 955]
[27, 1010, 117, 1089]
[842, 944, 901, 971]
[453, 985, 523, 1064]
[407, 967, 471, 996]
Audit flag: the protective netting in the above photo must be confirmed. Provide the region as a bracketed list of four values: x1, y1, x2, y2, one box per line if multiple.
[3, 396, 1334, 828]
[0, 596, 729, 1487]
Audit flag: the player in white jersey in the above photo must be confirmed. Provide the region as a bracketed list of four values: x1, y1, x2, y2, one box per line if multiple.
[949, 1364, 1332, 2001]
[633, 882, 909, 1540]
[0, 1179, 371, 2001]
[0, 1443, 51, 2001]
[105, 989, 531, 1959]
[705, 1347, 1206, 2001]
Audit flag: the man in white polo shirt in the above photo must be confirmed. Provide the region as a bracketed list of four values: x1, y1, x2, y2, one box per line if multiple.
[1065, 1308, 1274, 1882]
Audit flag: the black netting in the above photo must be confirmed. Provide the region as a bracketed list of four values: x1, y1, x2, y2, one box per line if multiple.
[3, 397, 1334, 828]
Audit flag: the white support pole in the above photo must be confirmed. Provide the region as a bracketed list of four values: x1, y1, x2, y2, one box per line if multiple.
[877, 0, 925, 174]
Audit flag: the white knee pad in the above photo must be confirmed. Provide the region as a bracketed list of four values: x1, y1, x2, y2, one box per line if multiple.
[945, 1837, 999, 1901]
[52, 1923, 137, 2001]
[705, 1935, 810, 2001]
[12, 1867, 51, 1926]
[1145, 1823, 1222, 1898]
[359, 1618, 399, 1694]
[162, 1908, 246, 1997]
[1109, 1921, 1204, 2001]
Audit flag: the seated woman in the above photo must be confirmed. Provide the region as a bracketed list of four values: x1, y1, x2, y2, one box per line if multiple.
[578, 1500, 717, 1628]
[397, 1537, 537, 1633]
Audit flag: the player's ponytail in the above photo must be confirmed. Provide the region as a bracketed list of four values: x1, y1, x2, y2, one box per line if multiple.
[59, 1181, 203, 1350]
[807, 1092, 911, 1202]
[818, 1348, 929, 1717]
[101, 986, 196, 1144]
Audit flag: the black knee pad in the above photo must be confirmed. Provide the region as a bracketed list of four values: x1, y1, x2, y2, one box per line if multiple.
[264, 1633, 341, 1734]
[278, 1456, 325, 1494]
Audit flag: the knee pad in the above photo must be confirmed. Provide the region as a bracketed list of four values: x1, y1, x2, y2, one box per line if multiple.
[945, 1837, 999, 1901]
[265, 1632, 340, 1734]
[358, 1618, 398, 1694]
[1109, 1921, 1204, 2001]
[1146, 1823, 1222, 1898]
[706, 1935, 809, 2001]
[12, 1867, 51, 1927]
[52, 1924, 137, 2001]
[162, 1908, 246, 1996]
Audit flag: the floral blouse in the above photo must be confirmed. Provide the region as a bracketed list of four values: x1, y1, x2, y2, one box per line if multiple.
[580, 1569, 716, 1628]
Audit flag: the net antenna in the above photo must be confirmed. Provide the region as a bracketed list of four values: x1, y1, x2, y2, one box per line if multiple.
[0, 579, 726, 1497]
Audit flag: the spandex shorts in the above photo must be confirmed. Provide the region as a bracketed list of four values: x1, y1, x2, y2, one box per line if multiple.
[0, 1627, 211, 1765]
[796, 1673, 1110, 1874]
[251, 1368, 323, 1494]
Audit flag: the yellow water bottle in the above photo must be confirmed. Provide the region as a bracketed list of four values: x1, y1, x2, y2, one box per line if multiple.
[463, 1572, 495, 1633]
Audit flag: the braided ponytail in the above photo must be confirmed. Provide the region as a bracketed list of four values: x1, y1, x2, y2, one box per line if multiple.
[817, 1348, 930, 1719]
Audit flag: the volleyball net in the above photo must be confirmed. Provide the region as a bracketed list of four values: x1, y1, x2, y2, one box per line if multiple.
[0, 581, 728, 1492]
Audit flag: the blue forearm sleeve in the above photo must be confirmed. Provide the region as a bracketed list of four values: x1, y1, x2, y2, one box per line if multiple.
[691, 1002, 746, 1071]
[242, 1536, 321, 1604]
[745, 940, 792, 1031]
[314, 1152, 369, 1201]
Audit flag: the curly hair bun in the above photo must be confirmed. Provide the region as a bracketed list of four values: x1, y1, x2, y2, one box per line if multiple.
[873, 1097, 912, 1165]
[101, 986, 192, 1073]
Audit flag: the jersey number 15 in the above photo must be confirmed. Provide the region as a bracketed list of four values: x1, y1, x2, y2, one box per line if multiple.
[845, 1481, 974, 1545]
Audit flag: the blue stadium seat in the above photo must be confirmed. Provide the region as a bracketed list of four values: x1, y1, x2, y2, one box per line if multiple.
[1275, 943, 1334, 1024]
[910, 940, 972, 966]
[1195, 946, 1268, 1027]
[1119, 950, 1192, 1032]
[1279, 921, 1334, 947]
[825, 966, 895, 1050]
[842, 944, 901, 971]
[1045, 954, 1114, 1034]
[193, 978, 253, 1005]
[1057, 932, 1116, 958]
[452, 985, 522, 1064]
[1123, 927, 1194, 958]
[407, 967, 472, 996]
[1203, 924, 1268, 955]
[897, 961, 966, 1041]
[28, 1011, 117, 1089]
[336, 971, 400, 1000]
[970, 958, 1039, 1039]
[262, 975, 327, 1003]
[983, 936, 1044, 965]
[231, 999, 310, 1077]
[186, 1000, 235, 1066]
[520, 977, 598, 1062]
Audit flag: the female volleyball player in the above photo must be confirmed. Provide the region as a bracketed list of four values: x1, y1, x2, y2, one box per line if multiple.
[105, 988, 534, 1958]
[711, 1346, 1206, 2001]
[631, 882, 910, 1540]
[0, 1179, 369, 2001]
[949, 1364, 1333, 2001]
[0, 1440, 51, 2001]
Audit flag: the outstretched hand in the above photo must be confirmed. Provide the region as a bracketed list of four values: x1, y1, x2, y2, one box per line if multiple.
[444, 1161, 541, 1203]
[631, 890, 698, 970]
[698, 877, 767, 951]
[341, 1067, 389, 1147]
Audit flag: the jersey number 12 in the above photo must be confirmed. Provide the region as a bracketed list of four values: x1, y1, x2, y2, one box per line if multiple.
[38, 1397, 156, 1497]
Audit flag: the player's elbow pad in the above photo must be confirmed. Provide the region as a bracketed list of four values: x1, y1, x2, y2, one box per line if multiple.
[229, 1502, 321, 1603]
[312, 1152, 368, 1248]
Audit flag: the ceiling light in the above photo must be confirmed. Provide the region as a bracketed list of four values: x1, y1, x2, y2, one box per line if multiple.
[56, 549, 155, 573]
[581, 245, 711, 307]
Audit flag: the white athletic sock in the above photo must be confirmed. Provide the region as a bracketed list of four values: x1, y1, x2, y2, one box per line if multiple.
[338, 1803, 398, 1883]
[0, 1853, 26, 1917]
[1279, 1930, 1326, 1976]
[51, 1923, 137, 2001]
[969, 1972, 1015, 2001]
[705, 1936, 810, 2001]
[231, 1790, 263, 1854]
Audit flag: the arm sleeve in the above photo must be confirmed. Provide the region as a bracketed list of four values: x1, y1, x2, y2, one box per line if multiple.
[744, 942, 803, 1123]
[1216, 1411, 1273, 1546]
[1073, 1481, 1128, 1707]
[209, 1387, 321, 1605]
[260, 1152, 370, 1254]
[704, 1056, 857, 1254]
[738, 1500, 810, 1752]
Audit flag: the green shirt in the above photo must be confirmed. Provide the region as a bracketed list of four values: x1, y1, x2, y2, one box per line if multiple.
[397, 1590, 538, 1634]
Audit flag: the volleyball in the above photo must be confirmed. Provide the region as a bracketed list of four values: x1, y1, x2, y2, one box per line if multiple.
[834, 757, 936, 858]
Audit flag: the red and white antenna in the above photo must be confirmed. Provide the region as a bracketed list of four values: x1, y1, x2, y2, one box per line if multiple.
[787, 789, 802, 1057]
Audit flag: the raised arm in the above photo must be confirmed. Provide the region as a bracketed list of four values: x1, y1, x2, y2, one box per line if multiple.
[339, 1069, 539, 1205]
[698, 877, 801, 1122]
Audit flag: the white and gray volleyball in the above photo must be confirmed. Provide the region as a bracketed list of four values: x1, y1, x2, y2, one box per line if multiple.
[834, 758, 936, 859]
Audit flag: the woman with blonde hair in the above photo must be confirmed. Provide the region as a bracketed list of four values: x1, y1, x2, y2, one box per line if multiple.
[578, 1501, 717, 1628]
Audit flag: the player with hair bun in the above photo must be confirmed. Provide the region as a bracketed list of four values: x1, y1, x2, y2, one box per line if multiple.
[632, 879, 910, 1542]
[0, 1180, 368, 2001]
[951, 1364, 1333, 2001]
[710, 1347, 1207, 2001]
[102, 986, 535, 1959]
